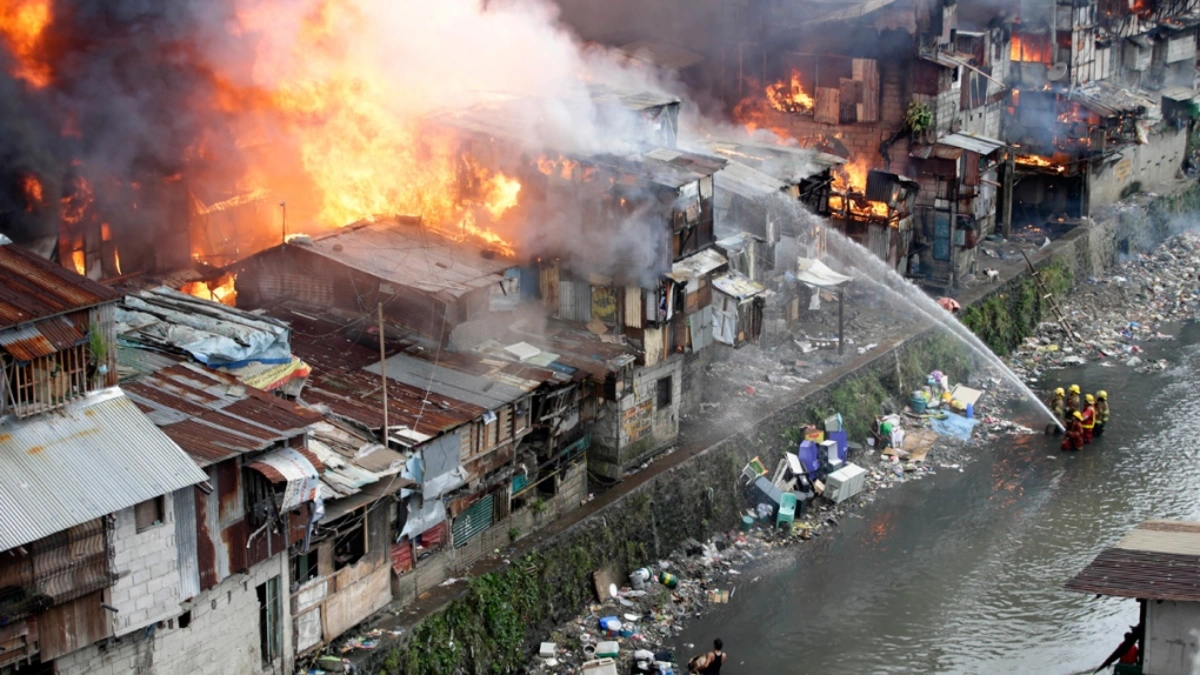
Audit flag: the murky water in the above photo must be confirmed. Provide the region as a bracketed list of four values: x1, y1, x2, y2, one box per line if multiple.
[673, 323, 1200, 675]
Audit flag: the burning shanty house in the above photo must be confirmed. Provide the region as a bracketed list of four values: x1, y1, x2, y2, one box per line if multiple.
[1004, 0, 1198, 220]
[830, 168, 920, 271]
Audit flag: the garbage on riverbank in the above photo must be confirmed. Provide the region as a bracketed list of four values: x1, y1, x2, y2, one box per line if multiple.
[1010, 231, 1200, 380]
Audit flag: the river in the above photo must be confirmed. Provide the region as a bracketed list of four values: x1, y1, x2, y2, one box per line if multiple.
[671, 321, 1200, 675]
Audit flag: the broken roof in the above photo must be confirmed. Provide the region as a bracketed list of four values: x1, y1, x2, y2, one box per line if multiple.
[667, 248, 728, 283]
[123, 361, 320, 467]
[0, 388, 207, 551]
[713, 271, 766, 300]
[587, 83, 681, 111]
[281, 219, 512, 300]
[1065, 520, 1200, 602]
[0, 242, 120, 330]
[1070, 81, 1161, 119]
[117, 286, 293, 367]
[710, 160, 787, 201]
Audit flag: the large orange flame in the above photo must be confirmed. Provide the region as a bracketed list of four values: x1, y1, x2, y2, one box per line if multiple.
[765, 69, 815, 114]
[0, 0, 52, 88]
[20, 173, 42, 211]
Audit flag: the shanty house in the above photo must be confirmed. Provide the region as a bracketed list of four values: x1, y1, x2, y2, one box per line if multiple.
[234, 220, 517, 346]
[1065, 519, 1200, 675]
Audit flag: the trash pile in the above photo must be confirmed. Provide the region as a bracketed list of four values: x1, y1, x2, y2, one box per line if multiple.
[527, 531, 785, 675]
[1008, 231, 1200, 378]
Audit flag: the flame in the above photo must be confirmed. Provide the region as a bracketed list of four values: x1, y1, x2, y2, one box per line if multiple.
[1015, 154, 1054, 167]
[70, 248, 84, 275]
[0, 0, 52, 88]
[20, 173, 42, 211]
[113, 247, 122, 276]
[61, 175, 93, 225]
[830, 157, 889, 218]
[765, 69, 815, 113]
[483, 172, 521, 219]
[1010, 32, 1053, 64]
[181, 272, 238, 306]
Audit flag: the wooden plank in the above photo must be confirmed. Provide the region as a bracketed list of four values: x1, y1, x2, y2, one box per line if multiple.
[839, 78, 861, 124]
[855, 58, 880, 122]
[815, 87, 840, 124]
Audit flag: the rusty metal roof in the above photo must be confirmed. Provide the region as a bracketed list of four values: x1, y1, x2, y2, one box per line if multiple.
[0, 317, 86, 361]
[590, 147, 727, 189]
[0, 388, 208, 551]
[273, 219, 512, 300]
[0, 243, 120, 330]
[1065, 520, 1200, 602]
[123, 362, 319, 467]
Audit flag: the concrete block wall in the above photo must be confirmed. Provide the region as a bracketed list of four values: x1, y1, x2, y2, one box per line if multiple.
[1088, 127, 1187, 212]
[106, 498, 182, 637]
[55, 553, 291, 675]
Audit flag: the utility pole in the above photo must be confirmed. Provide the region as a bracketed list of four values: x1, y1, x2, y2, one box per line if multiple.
[378, 303, 389, 446]
[280, 201, 287, 243]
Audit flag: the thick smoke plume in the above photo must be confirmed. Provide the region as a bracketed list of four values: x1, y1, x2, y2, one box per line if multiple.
[0, 0, 708, 279]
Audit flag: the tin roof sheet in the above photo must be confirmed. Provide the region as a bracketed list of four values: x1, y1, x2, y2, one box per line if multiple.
[0, 388, 207, 550]
[1070, 81, 1160, 119]
[712, 271, 766, 300]
[0, 243, 120, 330]
[1065, 520, 1200, 602]
[693, 139, 840, 184]
[123, 362, 319, 466]
[365, 352, 529, 410]
[590, 147, 727, 189]
[284, 220, 512, 300]
[666, 248, 728, 283]
[939, 132, 1007, 155]
[0, 317, 85, 361]
[713, 161, 787, 200]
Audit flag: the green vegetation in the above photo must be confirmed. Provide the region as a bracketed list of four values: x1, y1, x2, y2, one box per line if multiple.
[959, 259, 1072, 354]
[905, 101, 933, 133]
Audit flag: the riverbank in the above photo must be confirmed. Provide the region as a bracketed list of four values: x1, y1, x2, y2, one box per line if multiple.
[341, 182, 1200, 675]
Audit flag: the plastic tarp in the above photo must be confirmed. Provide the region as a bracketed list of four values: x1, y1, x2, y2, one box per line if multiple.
[399, 498, 447, 540]
[797, 440, 820, 477]
[796, 258, 853, 288]
[930, 413, 978, 441]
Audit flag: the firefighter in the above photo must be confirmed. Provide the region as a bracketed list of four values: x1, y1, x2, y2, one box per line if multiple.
[1094, 390, 1110, 436]
[1081, 394, 1097, 444]
[1061, 411, 1084, 451]
[1066, 384, 1082, 417]
[1046, 387, 1066, 435]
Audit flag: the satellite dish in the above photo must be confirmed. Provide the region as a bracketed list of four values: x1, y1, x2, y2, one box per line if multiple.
[1047, 62, 1069, 82]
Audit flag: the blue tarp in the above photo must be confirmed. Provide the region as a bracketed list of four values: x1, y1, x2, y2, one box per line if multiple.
[930, 413, 978, 441]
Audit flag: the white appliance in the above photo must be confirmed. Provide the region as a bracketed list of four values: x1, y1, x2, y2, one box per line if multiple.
[821, 440, 842, 469]
[825, 463, 868, 503]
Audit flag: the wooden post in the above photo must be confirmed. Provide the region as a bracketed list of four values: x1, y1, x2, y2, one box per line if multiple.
[1002, 150, 1015, 239]
[837, 286, 845, 355]
[377, 303, 389, 446]
[280, 201, 287, 244]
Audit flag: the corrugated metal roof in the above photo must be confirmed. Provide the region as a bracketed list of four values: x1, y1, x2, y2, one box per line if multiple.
[365, 352, 529, 410]
[0, 317, 85, 361]
[939, 132, 1007, 155]
[589, 147, 727, 189]
[910, 144, 962, 160]
[1064, 520, 1200, 602]
[713, 161, 787, 200]
[0, 388, 208, 551]
[280, 220, 512, 300]
[713, 271, 766, 300]
[694, 139, 840, 184]
[667, 248, 728, 283]
[587, 83, 681, 110]
[123, 361, 319, 467]
[0, 243, 121, 330]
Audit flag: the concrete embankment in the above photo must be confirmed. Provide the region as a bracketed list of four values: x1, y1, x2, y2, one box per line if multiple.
[361, 182, 1200, 675]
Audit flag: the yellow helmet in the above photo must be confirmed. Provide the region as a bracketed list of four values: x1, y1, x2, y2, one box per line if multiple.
[1054, 387, 1065, 396]
[1069, 384, 1081, 394]
[1085, 394, 1095, 404]
[1073, 411, 1083, 420]
[1098, 390, 1107, 400]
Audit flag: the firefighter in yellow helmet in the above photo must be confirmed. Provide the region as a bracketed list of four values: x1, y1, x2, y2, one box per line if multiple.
[1094, 390, 1110, 437]
[1066, 384, 1081, 418]
[1046, 387, 1066, 435]
[1062, 411, 1084, 451]
[1081, 394, 1096, 444]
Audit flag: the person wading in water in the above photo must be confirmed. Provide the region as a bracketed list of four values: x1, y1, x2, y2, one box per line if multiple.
[688, 639, 727, 674]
